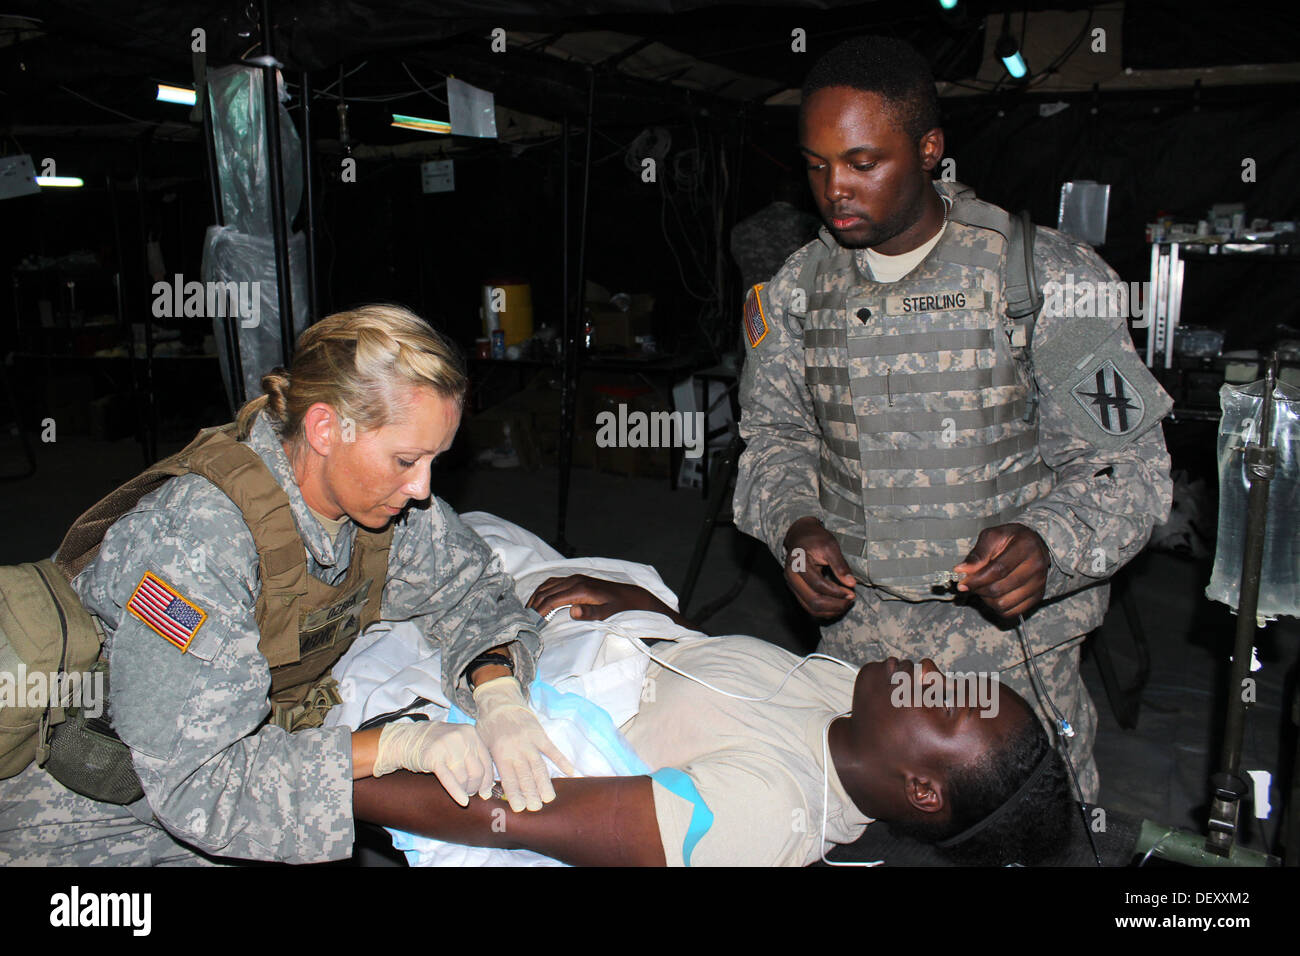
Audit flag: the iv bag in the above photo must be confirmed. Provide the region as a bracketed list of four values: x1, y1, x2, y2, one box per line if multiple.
[1205, 379, 1300, 620]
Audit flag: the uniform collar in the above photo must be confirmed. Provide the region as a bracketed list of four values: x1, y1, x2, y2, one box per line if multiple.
[246, 412, 352, 568]
[934, 179, 975, 206]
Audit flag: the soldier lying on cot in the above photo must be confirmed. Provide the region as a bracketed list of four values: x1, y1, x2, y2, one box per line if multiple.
[353, 574, 1076, 867]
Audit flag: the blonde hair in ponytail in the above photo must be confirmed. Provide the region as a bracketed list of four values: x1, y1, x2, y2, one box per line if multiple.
[234, 304, 467, 449]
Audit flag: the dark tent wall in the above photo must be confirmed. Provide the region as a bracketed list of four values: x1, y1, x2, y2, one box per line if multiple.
[4, 0, 1299, 436]
[942, 89, 1300, 351]
[313, 85, 1300, 360]
[320, 116, 750, 358]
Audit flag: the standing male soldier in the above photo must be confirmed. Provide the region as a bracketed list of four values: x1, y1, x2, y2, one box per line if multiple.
[735, 37, 1173, 802]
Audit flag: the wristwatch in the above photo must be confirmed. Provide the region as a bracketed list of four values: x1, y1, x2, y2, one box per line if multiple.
[462, 650, 515, 683]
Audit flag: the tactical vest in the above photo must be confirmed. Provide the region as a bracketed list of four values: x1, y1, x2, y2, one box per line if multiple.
[799, 191, 1053, 601]
[56, 423, 394, 724]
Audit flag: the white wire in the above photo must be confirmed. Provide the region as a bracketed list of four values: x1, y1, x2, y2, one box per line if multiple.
[623, 127, 671, 172]
[545, 610, 874, 864]
[544, 607, 856, 700]
[557, 614, 857, 703]
[317, 60, 369, 96]
[660, 181, 716, 302]
[58, 84, 160, 125]
[1138, 828, 1175, 866]
[401, 62, 448, 105]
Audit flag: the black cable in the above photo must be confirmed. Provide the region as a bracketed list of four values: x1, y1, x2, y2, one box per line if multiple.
[1015, 614, 1104, 866]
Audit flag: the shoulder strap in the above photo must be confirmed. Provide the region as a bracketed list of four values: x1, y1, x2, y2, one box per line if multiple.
[1005, 210, 1046, 425]
[948, 198, 1012, 237]
[181, 433, 311, 664]
[1005, 209, 1045, 348]
[54, 424, 309, 665]
[52, 421, 396, 670]
[54, 424, 240, 582]
[793, 237, 833, 305]
[945, 193, 1044, 346]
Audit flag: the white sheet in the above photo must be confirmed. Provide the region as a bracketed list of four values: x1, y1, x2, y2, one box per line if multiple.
[326, 511, 708, 866]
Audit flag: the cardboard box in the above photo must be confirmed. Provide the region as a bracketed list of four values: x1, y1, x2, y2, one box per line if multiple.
[586, 385, 670, 479]
[589, 309, 654, 351]
[466, 372, 561, 469]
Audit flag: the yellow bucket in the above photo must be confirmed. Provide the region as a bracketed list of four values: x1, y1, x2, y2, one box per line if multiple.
[481, 280, 534, 347]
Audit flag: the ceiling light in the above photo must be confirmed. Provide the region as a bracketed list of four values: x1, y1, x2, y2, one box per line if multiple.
[157, 84, 197, 106]
[392, 114, 451, 135]
[995, 13, 1028, 79]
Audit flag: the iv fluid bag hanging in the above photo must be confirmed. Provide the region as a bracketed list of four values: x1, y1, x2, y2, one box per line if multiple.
[1206, 379, 1300, 620]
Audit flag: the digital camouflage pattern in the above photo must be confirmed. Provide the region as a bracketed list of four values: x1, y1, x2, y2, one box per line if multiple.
[730, 200, 825, 291]
[0, 412, 541, 864]
[736, 182, 1173, 802]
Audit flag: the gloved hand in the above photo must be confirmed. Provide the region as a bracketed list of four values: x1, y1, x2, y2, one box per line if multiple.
[372, 719, 494, 807]
[472, 676, 577, 812]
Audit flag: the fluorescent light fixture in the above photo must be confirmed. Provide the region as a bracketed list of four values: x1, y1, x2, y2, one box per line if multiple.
[392, 113, 451, 135]
[995, 13, 1029, 79]
[938, 0, 959, 9]
[36, 176, 84, 187]
[157, 84, 197, 106]
[1000, 50, 1028, 78]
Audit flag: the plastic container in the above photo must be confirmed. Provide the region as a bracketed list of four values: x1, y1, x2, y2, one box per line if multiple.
[481, 279, 534, 346]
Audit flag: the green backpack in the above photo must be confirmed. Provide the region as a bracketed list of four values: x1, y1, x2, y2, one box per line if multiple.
[1, 423, 249, 802]
[0, 560, 103, 780]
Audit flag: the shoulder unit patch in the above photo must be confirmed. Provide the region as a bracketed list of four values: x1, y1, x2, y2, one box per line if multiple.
[744, 283, 769, 348]
[1071, 359, 1145, 436]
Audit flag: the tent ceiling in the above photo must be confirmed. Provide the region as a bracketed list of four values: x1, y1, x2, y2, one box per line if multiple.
[3, 1, 1298, 144]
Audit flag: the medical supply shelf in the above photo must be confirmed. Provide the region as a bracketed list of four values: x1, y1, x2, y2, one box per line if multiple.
[1146, 237, 1300, 371]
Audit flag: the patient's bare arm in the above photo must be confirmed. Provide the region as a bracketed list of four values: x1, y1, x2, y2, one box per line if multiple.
[527, 574, 706, 634]
[353, 772, 667, 866]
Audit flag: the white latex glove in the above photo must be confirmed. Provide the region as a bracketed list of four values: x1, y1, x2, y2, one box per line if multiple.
[372, 719, 494, 807]
[472, 676, 577, 812]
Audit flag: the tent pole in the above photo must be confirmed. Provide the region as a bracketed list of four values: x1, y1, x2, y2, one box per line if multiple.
[259, 0, 295, 366]
[556, 69, 596, 555]
[556, 112, 571, 549]
[301, 70, 319, 325]
[201, 74, 246, 410]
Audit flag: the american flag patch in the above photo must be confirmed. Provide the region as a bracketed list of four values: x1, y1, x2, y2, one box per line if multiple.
[127, 571, 207, 652]
[744, 284, 769, 348]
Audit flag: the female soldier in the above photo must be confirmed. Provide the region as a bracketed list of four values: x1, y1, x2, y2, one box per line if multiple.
[0, 304, 572, 865]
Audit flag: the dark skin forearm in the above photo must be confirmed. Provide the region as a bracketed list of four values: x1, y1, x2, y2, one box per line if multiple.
[526, 574, 712, 636]
[354, 772, 667, 867]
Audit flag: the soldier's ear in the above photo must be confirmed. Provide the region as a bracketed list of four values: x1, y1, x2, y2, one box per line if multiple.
[917, 128, 944, 172]
[301, 402, 339, 457]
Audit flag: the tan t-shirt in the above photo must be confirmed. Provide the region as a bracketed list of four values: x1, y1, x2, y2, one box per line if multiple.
[306, 504, 350, 545]
[862, 220, 947, 282]
[621, 636, 873, 866]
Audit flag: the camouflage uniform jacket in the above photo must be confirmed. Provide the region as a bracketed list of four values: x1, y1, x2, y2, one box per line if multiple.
[63, 411, 541, 863]
[736, 181, 1173, 660]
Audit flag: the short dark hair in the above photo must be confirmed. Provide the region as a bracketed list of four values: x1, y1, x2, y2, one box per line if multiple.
[800, 36, 942, 143]
[887, 713, 1076, 866]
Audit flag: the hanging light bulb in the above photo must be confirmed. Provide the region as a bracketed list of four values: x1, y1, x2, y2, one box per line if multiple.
[995, 12, 1028, 80]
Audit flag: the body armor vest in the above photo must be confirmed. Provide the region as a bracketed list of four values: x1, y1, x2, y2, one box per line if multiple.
[799, 192, 1054, 601]
[56, 424, 394, 719]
